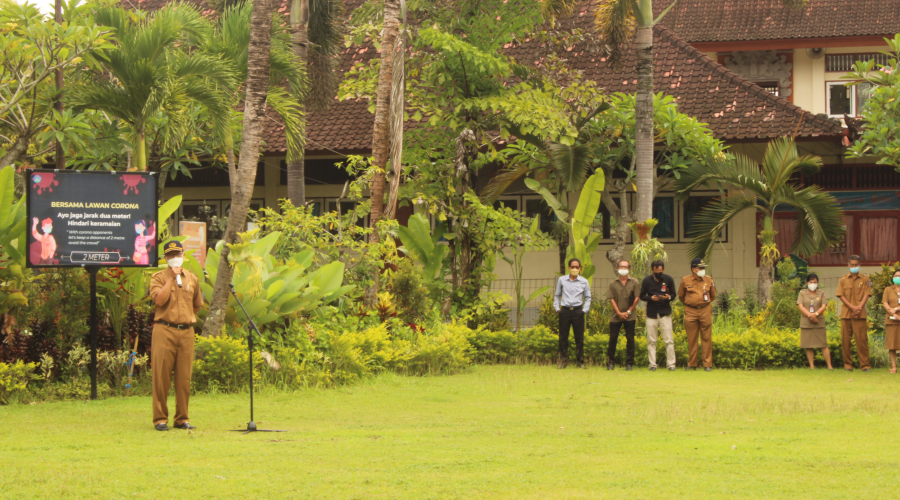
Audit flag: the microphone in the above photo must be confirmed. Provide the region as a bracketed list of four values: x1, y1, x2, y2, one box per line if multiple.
[176, 274, 183, 287]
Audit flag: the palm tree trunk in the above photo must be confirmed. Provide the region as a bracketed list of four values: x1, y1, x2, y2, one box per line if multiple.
[369, 0, 400, 240]
[135, 131, 147, 171]
[634, 24, 654, 222]
[757, 214, 776, 305]
[288, 0, 309, 207]
[383, 9, 405, 220]
[224, 133, 237, 199]
[202, 0, 274, 338]
[758, 262, 774, 306]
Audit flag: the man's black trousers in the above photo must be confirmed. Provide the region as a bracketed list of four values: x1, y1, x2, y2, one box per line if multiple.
[558, 308, 585, 363]
[608, 320, 636, 365]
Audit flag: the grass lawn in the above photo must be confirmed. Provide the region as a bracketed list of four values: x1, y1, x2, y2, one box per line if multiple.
[2, 365, 899, 499]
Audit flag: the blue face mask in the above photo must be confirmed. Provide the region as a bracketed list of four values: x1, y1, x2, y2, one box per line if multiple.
[850, 266, 860, 274]
[893, 277, 900, 286]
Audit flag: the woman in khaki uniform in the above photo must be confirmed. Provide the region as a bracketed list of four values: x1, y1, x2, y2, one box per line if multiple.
[881, 270, 900, 373]
[797, 273, 832, 370]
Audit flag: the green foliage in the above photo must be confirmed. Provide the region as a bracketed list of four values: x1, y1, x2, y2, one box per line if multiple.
[203, 230, 353, 330]
[386, 259, 434, 325]
[0, 360, 39, 404]
[567, 173, 605, 284]
[254, 199, 399, 300]
[193, 333, 263, 393]
[0, 166, 30, 315]
[629, 219, 667, 278]
[843, 34, 900, 168]
[397, 213, 449, 296]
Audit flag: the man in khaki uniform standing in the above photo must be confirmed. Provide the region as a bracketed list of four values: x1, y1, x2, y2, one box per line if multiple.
[678, 258, 717, 371]
[835, 254, 871, 372]
[150, 240, 204, 431]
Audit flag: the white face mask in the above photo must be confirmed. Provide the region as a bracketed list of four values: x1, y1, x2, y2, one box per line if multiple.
[808, 283, 818, 291]
[617, 269, 629, 276]
[42, 226, 52, 233]
[167, 257, 184, 268]
[696, 269, 706, 278]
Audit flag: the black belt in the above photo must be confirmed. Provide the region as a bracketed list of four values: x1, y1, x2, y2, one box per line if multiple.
[561, 306, 582, 311]
[687, 304, 710, 310]
[155, 320, 193, 330]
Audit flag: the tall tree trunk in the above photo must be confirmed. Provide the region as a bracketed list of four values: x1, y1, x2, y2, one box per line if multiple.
[54, 0, 64, 170]
[369, 0, 400, 239]
[558, 233, 567, 276]
[383, 4, 406, 220]
[606, 186, 631, 271]
[288, 0, 309, 207]
[202, 0, 274, 338]
[634, 24, 654, 222]
[758, 262, 774, 306]
[135, 130, 147, 172]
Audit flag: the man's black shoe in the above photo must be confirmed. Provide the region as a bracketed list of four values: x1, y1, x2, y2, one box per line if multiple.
[576, 362, 585, 369]
[668, 367, 676, 371]
[687, 367, 697, 371]
[704, 367, 712, 372]
[155, 423, 169, 431]
[649, 366, 657, 371]
[174, 422, 196, 430]
[557, 356, 567, 369]
[607, 363, 614, 370]
[625, 365, 633, 371]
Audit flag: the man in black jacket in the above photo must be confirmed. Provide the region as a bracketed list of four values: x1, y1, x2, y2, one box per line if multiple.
[639, 260, 677, 371]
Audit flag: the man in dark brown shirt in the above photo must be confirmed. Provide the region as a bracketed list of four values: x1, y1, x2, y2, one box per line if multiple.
[149, 240, 204, 431]
[835, 254, 871, 371]
[607, 260, 640, 370]
[678, 258, 717, 371]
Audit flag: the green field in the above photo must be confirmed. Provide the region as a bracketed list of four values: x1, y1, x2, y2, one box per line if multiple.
[2, 365, 899, 499]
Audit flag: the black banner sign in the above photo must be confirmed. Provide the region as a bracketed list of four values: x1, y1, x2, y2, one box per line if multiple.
[26, 169, 158, 268]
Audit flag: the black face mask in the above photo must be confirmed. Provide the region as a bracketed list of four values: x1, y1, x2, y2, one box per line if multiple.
[653, 272, 663, 280]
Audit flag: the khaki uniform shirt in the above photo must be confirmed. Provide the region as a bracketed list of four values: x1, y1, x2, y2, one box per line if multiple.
[607, 277, 640, 323]
[678, 274, 717, 309]
[150, 268, 203, 325]
[796, 289, 826, 329]
[835, 273, 871, 319]
[883, 286, 900, 326]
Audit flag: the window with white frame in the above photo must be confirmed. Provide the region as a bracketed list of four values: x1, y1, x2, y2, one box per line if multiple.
[827, 81, 874, 118]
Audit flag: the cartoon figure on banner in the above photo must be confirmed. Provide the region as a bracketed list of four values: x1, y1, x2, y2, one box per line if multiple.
[121, 174, 146, 195]
[31, 217, 58, 265]
[133, 219, 156, 265]
[31, 173, 58, 195]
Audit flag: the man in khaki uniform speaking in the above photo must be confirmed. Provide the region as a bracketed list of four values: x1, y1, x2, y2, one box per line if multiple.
[678, 258, 717, 371]
[835, 254, 872, 372]
[149, 240, 204, 431]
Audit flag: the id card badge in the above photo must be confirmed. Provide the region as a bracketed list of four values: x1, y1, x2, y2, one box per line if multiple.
[661, 282, 667, 293]
[809, 303, 815, 314]
[703, 285, 709, 302]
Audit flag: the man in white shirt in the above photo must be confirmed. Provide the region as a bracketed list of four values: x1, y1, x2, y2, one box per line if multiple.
[553, 258, 592, 369]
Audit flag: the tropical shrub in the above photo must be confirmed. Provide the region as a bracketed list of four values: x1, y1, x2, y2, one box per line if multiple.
[0, 360, 39, 404]
[386, 259, 433, 326]
[192, 333, 263, 393]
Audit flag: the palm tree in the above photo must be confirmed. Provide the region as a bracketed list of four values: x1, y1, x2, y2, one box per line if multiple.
[674, 138, 845, 304]
[289, 0, 343, 206]
[202, 2, 306, 197]
[72, 3, 235, 171]
[203, 0, 278, 338]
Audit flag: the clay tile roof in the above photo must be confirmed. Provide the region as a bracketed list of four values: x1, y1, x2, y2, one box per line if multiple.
[655, 0, 900, 43]
[507, 24, 843, 140]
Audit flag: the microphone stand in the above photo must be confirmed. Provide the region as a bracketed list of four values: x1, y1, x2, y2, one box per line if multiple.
[228, 282, 284, 434]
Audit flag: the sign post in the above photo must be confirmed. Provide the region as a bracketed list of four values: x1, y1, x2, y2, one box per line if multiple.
[25, 169, 158, 400]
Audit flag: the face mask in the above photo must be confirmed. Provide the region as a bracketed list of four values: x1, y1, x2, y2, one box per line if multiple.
[569, 268, 580, 276]
[42, 226, 52, 233]
[653, 272, 663, 279]
[136, 227, 143, 234]
[893, 277, 900, 286]
[850, 266, 860, 274]
[808, 283, 818, 291]
[167, 257, 184, 268]
[617, 269, 629, 276]
[696, 269, 706, 278]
